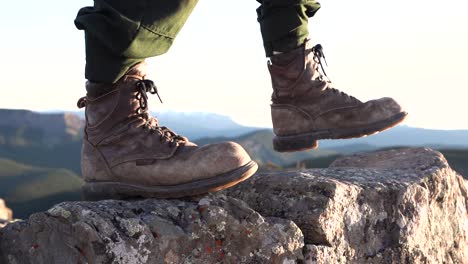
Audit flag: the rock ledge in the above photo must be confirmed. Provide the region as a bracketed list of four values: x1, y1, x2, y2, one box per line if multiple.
[1, 148, 467, 264]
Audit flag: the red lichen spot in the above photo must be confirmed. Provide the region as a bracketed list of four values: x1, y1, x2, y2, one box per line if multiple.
[215, 239, 223, 247]
[31, 244, 39, 249]
[75, 246, 85, 257]
[205, 246, 213, 254]
[217, 249, 226, 263]
[198, 206, 207, 213]
[245, 229, 251, 235]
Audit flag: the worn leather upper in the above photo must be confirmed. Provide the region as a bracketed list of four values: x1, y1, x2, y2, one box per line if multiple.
[269, 39, 404, 136]
[79, 62, 252, 186]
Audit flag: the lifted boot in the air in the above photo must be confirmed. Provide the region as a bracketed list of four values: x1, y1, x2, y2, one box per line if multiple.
[268, 39, 407, 152]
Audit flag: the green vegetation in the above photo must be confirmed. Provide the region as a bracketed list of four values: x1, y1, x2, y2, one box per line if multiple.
[0, 158, 33, 177]
[285, 154, 343, 169]
[0, 158, 83, 218]
[0, 142, 82, 175]
[0, 112, 83, 175]
[439, 149, 468, 177]
[0, 125, 45, 147]
[197, 129, 338, 167]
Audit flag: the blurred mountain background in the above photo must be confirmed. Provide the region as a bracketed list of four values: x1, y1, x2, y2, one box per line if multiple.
[1, 108, 467, 218]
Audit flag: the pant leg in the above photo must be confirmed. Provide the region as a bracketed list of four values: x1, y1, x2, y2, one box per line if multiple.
[256, 0, 321, 57]
[75, 0, 198, 84]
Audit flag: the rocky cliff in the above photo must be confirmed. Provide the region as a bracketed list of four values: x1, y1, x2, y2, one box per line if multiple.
[0, 148, 467, 264]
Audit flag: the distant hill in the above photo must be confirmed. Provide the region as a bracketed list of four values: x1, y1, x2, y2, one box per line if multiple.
[284, 154, 343, 169]
[0, 109, 83, 147]
[196, 128, 468, 173]
[0, 158, 82, 218]
[438, 149, 468, 177]
[0, 141, 82, 175]
[0, 109, 83, 174]
[196, 129, 338, 167]
[154, 111, 260, 139]
[317, 125, 468, 149]
[283, 148, 468, 179]
[197, 126, 468, 157]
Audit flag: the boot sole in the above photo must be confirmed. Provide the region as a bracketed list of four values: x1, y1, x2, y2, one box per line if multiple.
[273, 111, 408, 152]
[81, 160, 258, 201]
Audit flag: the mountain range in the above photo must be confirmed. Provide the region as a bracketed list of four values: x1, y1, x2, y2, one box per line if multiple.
[14, 109, 468, 149]
[0, 109, 83, 147]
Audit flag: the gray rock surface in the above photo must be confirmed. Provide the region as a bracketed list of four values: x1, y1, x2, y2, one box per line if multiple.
[0, 195, 303, 264]
[228, 148, 468, 263]
[1, 148, 467, 263]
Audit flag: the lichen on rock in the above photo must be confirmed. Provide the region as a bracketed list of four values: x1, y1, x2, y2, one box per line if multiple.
[0, 148, 467, 264]
[228, 148, 468, 263]
[0, 195, 303, 264]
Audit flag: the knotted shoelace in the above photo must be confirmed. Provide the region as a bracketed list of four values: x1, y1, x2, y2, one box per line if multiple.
[135, 80, 186, 147]
[312, 44, 360, 103]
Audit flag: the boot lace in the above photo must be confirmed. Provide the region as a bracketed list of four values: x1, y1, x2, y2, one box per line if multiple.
[312, 44, 360, 103]
[135, 80, 186, 147]
[136, 79, 163, 114]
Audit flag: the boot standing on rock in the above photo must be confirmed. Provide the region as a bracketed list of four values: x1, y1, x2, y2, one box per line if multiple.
[75, 0, 406, 200]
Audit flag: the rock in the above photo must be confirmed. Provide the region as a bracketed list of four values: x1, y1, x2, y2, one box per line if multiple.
[329, 147, 448, 169]
[0, 195, 303, 264]
[0, 199, 12, 228]
[1, 147, 466, 263]
[227, 148, 468, 263]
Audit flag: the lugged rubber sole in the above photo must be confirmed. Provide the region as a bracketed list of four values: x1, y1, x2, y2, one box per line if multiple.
[82, 160, 258, 201]
[273, 112, 408, 152]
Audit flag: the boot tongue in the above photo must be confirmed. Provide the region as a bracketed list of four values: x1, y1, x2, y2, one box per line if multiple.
[125, 62, 148, 79]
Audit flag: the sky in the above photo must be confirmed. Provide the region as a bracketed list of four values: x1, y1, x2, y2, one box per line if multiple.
[0, 0, 467, 129]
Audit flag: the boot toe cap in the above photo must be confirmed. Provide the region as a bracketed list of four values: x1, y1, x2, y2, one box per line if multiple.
[203, 141, 252, 173]
[368, 97, 405, 120]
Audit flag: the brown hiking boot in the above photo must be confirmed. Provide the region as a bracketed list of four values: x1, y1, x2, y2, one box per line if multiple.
[269, 39, 407, 152]
[77, 62, 257, 200]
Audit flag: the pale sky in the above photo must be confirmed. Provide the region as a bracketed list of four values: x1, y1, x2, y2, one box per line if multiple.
[1, 0, 467, 129]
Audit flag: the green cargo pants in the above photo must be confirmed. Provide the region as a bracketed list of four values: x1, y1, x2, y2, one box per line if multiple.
[75, 0, 321, 86]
